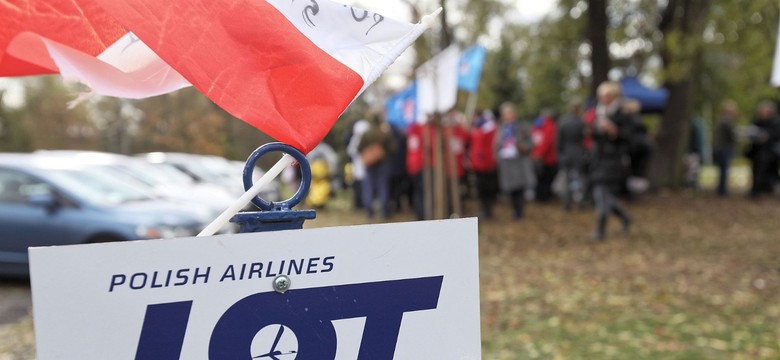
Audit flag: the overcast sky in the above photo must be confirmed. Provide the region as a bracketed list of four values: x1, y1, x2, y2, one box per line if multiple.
[339, 0, 556, 89]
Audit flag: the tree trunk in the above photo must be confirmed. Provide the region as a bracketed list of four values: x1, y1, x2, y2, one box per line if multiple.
[648, 0, 709, 188]
[587, 0, 610, 98]
[438, 0, 452, 50]
[649, 79, 695, 187]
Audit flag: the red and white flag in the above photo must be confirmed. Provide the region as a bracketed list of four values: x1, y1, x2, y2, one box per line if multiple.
[1, 1, 190, 98]
[1, 0, 435, 152]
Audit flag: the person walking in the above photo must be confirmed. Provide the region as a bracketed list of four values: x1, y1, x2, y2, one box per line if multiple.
[747, 101, 780, 198]
[346, 119, 370, 210]
[357, 116, 397, 218]
[713, 100, 738, 197]
[495, 102, 536, 220]
[469, 110, 499, 218]
[557, 101, 587, 210]
[590, 81, 632, 241]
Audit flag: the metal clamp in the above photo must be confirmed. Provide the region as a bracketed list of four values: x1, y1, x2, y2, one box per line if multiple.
[243, 142, 311, 211]
[232, 142, 315, 233]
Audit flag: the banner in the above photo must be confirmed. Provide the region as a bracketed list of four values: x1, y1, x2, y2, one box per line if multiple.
[416, 45, 460, 121]
[457, 46, 487, 93]
[385, 82, 417, 129]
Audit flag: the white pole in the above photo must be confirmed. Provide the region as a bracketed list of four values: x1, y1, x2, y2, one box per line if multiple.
[464, 90, 478, 122]
[197, 155, 295, 237]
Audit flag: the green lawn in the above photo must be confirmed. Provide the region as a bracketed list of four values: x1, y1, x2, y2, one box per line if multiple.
[312, 192, 780, 359]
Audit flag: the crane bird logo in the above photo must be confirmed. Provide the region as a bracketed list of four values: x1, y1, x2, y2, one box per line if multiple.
[251, 325, 298, 360]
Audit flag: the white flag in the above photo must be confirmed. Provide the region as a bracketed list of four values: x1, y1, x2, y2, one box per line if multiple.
[772, 18, 780, 87]
[416, 45, 460, 121]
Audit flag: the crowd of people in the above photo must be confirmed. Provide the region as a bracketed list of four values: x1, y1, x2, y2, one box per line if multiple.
[342, 81, 780, 242]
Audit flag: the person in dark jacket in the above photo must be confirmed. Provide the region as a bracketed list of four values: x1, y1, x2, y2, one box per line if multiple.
[747, 101, 780, 198]
[358, 115, 397, 218]
[713, 100, 738, 197]
[557, 100, 587, 210]
[589, 81, 632, 241]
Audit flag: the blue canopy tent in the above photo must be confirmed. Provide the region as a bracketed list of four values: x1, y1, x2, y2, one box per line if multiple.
[620, 76, 668, 113]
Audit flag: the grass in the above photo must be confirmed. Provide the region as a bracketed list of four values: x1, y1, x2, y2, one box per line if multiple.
[3, 183, 778, 359]
[313, 190, 780, 359]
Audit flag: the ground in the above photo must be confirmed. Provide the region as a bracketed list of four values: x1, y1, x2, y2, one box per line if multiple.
[1, 191, 779, 359]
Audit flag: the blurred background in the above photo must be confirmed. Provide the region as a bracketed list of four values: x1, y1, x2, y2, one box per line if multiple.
[2, 0, 780, 359]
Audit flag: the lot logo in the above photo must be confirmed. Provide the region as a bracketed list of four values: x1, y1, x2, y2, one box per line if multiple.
[251, 325, 298, 359]
[135, 276, 444, 360]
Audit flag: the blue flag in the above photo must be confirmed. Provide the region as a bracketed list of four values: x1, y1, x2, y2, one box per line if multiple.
[457, 46, 487, 93]
[385, 82, 417, 129]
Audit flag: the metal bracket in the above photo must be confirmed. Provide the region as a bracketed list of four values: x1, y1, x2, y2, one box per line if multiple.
[230, 143, 316, 233]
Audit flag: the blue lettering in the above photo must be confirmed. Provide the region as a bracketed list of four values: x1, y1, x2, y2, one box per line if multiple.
[193, 267, 210, 285]
[109, 274, 126, 292]
[306, 257, 320, 274]
[322, 256, 335, 273]
[248, 262, 263, 279]
[220, 265, 236, 282]
[174, 269, 189, 286]
[288, 259, 303, 275]
[135, 276, 444, 360]
[130, 273, 147, 290]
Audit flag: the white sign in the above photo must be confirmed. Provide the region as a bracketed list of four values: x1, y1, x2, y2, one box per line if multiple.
[29, 219, 481, 360]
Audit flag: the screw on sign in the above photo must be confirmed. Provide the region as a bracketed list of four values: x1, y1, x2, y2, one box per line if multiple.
[135, 276, 443, 360]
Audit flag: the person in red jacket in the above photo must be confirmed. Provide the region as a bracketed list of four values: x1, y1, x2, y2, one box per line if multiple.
[532, 109, 559, 202]
[407, 122, 428, 221]
[468, 110, 499, 218]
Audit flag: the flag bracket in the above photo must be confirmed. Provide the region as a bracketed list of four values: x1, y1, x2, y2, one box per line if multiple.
[230, 143, 315, 233]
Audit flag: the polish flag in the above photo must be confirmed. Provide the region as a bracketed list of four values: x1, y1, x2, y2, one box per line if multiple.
[0, 1, 190, 98]
[1, 0, 435, 153]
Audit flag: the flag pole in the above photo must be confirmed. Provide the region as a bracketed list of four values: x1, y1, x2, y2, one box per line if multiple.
[464, 90, 479, 122]
[422, 123, 434, 219]
[443, 117, 462, 217]
[198, 155, 295, 237]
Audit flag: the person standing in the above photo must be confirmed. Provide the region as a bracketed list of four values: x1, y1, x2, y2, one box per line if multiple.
[532, 109, 558, 203]
[713, 100, 738, 197]
[469, 110, 499, 218]
[590, 82, 632, 241]
[747, 101, 780, 198]
[557, 101, 587, 210]
[406, 122, 426, 220]
[357, 116, 397, 218]
[495, 102, 536, 220]
[685, 116, 706, 191]
[346, 119, 370, 210]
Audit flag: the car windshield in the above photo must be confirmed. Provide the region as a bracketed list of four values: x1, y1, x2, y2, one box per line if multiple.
[104, 162, 193, 188]
[198, 156, 238, 178]
[145, 163, 195, 185]
[46, 168, 153, 206]
[172, 159, 222, 182]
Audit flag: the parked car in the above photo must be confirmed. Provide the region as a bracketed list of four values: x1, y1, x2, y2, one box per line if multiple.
[34, 150, 237, 220]
[137, 152, 280, 204]
[0, 154, 210, 277]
